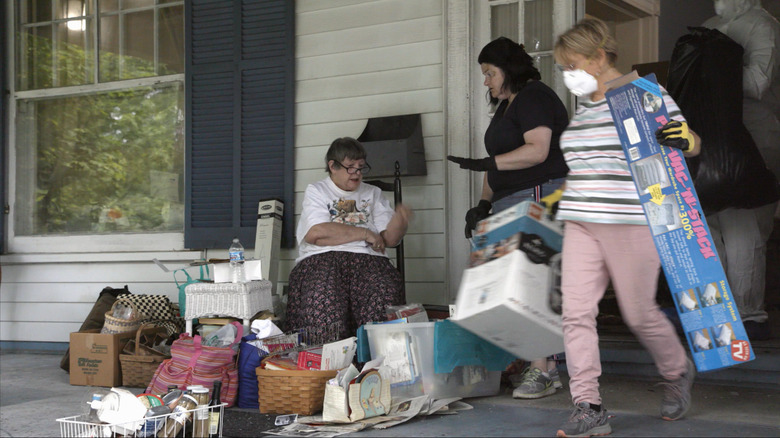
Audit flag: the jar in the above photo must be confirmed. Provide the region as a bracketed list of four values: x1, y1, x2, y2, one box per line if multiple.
[160, 394, 197, 437]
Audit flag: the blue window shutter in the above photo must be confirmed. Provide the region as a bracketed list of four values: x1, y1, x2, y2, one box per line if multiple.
[185, 0, 295, 249]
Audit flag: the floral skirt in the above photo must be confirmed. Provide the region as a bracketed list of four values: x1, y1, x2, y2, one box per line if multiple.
[285, 251, 405, 339]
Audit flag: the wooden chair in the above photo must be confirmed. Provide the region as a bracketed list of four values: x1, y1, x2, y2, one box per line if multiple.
[364, 161, 405, 292]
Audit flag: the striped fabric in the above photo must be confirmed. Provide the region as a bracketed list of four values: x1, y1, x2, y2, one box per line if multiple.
[146, 321, 243, 407]
[557, 90, 683, 225]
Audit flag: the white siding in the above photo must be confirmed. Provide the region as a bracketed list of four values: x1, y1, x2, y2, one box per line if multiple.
[0, 0, 449, 344]
[0, 251, 206, 343]
[292, 0, 448, 306]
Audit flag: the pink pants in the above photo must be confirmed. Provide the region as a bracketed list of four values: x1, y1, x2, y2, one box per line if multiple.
[561, 221, 687, 405]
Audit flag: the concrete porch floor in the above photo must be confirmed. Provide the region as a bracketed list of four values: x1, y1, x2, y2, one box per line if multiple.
[0, 348, 777, 438]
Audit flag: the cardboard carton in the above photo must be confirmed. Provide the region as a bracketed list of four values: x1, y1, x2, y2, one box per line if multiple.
[69, 329, 136, 387]
[604, 72, 754, 371]
[254, 199, 284, 293]
[452, 200, 564, 360]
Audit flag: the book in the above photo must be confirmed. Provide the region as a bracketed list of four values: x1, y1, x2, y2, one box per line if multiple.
[297, 348, 323, 370]
[262, 356, 298, 371]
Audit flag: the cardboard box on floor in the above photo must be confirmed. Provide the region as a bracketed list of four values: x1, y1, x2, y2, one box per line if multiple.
[452, 200, 565, 360]
[604, 72, 754, 371]
[69, 329, 136, 387]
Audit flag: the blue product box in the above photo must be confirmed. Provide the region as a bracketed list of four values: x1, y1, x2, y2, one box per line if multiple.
[469, 200, 562, 267]
[605, 72, 754, 371]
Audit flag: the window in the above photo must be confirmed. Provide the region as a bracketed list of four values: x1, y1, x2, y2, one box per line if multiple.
[13, 0, 184, 237]
[489, 0, 571, 112]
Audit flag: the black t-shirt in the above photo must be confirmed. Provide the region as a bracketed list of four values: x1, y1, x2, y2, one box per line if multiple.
[484, 80, 569, 202]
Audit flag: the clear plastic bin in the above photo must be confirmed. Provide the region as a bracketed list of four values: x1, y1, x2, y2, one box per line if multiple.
[364, 322, 501, 401]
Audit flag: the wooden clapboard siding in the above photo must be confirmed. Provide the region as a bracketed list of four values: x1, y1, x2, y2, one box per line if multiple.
[0, 256, 196, 342]
[297, 65, 442, 103]
[290, 0, 447, 305]
[297, 0, 441, 34]
[0, 322, 83, 343]
[296, 0, 370, 14]
[297, 40, 442, 81]
[0, 282, 178, 303]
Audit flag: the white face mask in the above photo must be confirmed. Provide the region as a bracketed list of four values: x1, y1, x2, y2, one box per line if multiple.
[563, 69, 599, 97]
[714, 0, 726, 16]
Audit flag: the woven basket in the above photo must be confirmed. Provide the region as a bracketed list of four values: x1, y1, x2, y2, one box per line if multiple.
[256, 368, 338, 415]
[119, 323, 170, 387]
[101, 298, 142, 335]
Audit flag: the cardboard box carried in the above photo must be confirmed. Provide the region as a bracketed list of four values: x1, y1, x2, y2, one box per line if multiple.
[69, 329, 136, 387]
[452, 200, 565, 361]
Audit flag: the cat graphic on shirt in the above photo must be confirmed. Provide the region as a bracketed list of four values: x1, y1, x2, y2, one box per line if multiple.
[329, 198, 370, 225]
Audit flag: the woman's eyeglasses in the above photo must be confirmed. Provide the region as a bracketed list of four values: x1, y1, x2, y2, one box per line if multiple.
[335, 160, 371, 175]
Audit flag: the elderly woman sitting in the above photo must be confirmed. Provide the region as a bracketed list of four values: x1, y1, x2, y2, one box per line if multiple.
[285, 137, 413, 339]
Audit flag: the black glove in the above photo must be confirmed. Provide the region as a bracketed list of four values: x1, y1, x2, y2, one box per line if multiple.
[447, 155, 498, 172]
[465, 199, 492, 239]
[655, 120, 694, 152]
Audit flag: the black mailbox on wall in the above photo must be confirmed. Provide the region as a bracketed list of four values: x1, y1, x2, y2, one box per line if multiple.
[357, 114, 427, 178]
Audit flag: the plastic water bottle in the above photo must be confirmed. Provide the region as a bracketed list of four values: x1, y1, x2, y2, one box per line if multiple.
[87, 393, 104, 423]
[229, 237, 246, 283]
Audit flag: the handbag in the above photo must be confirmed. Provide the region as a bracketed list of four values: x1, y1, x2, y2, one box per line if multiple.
[146, 321, 243, 407]
[174, 264, 210, 318]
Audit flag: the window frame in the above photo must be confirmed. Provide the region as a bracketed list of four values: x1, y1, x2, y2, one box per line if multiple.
[5, 0, 187, 254]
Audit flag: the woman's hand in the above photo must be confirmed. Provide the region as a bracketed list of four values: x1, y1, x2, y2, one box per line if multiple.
[381, 203, 413, 248]
[364, 229, 386, 253]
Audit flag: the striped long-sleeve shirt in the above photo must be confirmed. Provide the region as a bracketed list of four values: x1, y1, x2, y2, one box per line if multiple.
[556, 89, 684, 225]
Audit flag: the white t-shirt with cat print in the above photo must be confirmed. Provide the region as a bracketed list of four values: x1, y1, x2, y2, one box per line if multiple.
[296, 177, 395, 264]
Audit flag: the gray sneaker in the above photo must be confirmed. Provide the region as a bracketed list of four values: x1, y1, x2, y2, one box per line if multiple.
[549, 366, 563, 389]
[556, 402, 611, 437]
[513, 367, 556, 399]
[660, 357, 696, 421]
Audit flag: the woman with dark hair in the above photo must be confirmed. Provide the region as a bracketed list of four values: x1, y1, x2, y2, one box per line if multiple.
[285, 137, 413, 340]
[447, 37, 570, 399]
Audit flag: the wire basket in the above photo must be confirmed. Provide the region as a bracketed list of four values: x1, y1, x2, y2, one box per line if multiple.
[57, 403, 226, 437]
[101, 298, 142, 335]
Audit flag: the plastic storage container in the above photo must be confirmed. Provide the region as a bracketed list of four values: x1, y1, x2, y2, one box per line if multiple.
[364, 322, 501, 401]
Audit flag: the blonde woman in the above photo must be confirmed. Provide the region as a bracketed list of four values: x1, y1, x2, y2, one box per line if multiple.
[551, 18, 701, 437]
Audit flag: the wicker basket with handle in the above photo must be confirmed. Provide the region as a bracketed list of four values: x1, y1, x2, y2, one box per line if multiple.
[256, 367, 338, 415]
[101, 298, 142, 335]
[119, 322, 170, 388]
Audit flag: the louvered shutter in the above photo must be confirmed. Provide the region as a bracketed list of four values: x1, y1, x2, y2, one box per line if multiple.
[185, 0, 295, 249]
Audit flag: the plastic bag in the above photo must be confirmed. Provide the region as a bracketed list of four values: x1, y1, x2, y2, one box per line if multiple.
[666, 27, 778, 212]
[204, 323, 238, 348]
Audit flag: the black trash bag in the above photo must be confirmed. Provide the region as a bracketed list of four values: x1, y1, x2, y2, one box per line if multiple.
[59, 285, 130, 372]
[666, 27, 779, 213]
